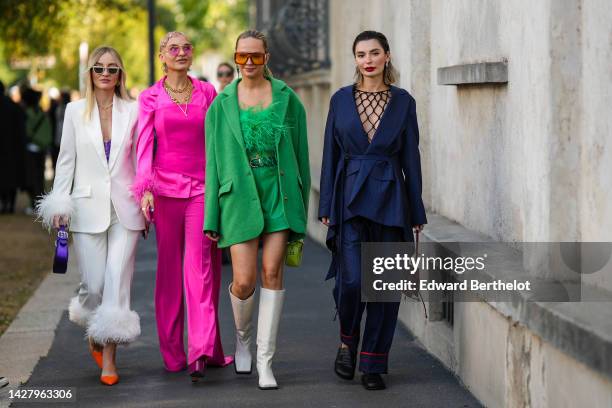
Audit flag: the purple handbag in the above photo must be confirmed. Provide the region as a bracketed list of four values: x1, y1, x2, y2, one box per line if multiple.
[53, 225, 69, 274]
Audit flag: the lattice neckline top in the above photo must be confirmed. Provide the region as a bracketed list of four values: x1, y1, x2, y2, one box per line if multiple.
[353, 86, 391, 143]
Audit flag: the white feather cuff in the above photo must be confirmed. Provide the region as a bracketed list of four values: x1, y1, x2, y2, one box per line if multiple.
[87, 306, 141, 345]
[68, 296, 92, 328]
[35, 191, 74, 230]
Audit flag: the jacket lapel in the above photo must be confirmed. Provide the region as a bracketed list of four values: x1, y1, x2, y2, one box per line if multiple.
[87, 101, 109, 170]
[270, 79, 289, 146]
[339, 86, 370, 152]
[220, 85, 245, 151]
[108, 96, 128, 170]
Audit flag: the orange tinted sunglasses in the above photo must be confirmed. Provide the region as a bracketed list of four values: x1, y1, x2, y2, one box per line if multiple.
[234, 52, 266, 65]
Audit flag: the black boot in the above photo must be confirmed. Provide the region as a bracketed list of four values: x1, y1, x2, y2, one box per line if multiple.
[361, 373, 386, 390]
[334, 346, 356, 380]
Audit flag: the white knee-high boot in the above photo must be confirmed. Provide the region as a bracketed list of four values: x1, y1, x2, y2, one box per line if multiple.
[256, 287, 285, 390]
[229, 284, 255, 374]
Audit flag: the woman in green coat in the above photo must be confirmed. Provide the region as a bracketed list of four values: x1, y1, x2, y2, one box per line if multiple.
[204, 29, 310, 390]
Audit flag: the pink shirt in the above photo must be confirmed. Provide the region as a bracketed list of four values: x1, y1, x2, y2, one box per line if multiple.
[132, 76, 217, 200]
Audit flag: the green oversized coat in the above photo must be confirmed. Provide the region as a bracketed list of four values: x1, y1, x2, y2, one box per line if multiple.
[204, 78, 311, 248]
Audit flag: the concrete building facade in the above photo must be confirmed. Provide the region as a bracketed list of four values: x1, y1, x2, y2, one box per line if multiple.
[254, 1, 612, 406]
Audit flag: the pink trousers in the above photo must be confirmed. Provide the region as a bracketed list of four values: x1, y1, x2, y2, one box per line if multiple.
[154, 194, 232, 370]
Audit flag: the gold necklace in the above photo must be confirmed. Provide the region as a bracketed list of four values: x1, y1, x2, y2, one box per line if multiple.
[164, 82, 192, 117]
[164, 79, 191, 94]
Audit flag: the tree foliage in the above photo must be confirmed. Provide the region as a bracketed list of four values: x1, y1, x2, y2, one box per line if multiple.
[177, 0, 249, 55]
[0, 0, 248, 89]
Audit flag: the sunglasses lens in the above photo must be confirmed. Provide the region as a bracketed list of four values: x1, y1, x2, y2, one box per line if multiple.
[92, 67, 104, 74]
[183, 45, 193, 55]
[234, 53, 265, 65]
[251, 54, 265, 65]
[234, 53, 248, 65]
[108, 68, 119, 75]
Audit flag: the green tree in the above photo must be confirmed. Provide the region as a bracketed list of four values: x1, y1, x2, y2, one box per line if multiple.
[0, 0, 248, 89]
[175, 0, 249, 59]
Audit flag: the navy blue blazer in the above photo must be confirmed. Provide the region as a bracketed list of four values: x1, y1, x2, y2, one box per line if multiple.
[318, 85, 427, 256]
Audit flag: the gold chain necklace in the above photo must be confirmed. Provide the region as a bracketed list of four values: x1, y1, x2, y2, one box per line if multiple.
[164, 81, 193, 117]
[164, 80, 190, 93]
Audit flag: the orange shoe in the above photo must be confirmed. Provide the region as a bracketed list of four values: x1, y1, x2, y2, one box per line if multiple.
[100, 374, 119, 386]
[88, 339, 103, 369]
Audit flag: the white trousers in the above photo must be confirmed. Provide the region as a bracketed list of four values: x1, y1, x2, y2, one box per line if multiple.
[68, 204, 141, 344]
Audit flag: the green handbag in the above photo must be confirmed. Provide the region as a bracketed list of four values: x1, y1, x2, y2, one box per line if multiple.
[285, 240, 304, 267]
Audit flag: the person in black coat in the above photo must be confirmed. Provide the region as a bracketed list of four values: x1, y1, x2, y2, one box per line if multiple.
[21, 87, 52, 212]
[0, 81, 26, 214]
[50, 89, 71, 169]
[318, 31, 427, 391]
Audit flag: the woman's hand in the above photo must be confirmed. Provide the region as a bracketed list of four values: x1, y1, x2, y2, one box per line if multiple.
[205, 231, 220, 242]
[413, 224, 424, 233]
[141, 191, 154, 222]
[52, 215, 70, 229]
[321, 217, 330, 226]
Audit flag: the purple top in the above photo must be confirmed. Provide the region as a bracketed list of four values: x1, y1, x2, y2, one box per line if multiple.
[104, 140, 111, 162]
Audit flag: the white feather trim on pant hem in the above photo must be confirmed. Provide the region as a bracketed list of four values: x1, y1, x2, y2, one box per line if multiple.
[68, 296, 91, 328]
[35, 191, 74, 231]
[86, 306, 141, 345]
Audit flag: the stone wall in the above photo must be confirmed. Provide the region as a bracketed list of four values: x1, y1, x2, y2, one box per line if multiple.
[275, 0, 612, 406]
[295, 0, 612, 291]
[580, 0, 612, 289]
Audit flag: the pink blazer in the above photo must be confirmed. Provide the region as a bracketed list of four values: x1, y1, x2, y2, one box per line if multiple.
[132, 76, 217, 200]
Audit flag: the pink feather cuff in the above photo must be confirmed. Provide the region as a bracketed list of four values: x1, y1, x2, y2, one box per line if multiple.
[130, 175, 157, 202]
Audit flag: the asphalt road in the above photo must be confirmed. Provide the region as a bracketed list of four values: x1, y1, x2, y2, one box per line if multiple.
[13, 233, 481, 408]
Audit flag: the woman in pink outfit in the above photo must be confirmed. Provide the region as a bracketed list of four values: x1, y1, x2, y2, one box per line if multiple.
[133, 31, 232, 381]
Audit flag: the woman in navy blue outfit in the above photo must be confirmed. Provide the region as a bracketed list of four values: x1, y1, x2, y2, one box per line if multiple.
[318, 31, 427, 390]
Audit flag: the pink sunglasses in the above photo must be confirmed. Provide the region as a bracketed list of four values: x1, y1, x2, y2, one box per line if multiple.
[166, 44, 193, 57]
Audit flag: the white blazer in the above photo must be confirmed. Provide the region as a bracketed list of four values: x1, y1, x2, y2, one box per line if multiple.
[37, 96, 145, 233]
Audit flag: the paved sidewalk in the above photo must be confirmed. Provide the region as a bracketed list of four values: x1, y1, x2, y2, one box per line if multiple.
[4, 233, 481, 407]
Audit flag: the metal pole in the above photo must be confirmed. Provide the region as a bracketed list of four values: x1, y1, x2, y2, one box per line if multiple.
[148, 0, 156, 85]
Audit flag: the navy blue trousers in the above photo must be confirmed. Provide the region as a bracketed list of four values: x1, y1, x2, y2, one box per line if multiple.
[333, 217, 403, 374]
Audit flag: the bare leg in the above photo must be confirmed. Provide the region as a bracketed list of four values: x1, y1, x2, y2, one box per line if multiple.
[101, 343, 117, 376]
[260, 230, 289, 290]
[230, 237, 260, 299]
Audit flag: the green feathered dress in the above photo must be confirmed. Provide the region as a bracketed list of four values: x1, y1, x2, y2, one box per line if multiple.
[239, 103, 290, 233]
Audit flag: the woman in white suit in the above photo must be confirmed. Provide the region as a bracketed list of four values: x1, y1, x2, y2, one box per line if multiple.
[37, 46, 144, 386]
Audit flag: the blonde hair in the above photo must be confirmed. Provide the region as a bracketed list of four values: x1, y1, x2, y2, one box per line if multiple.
[235, 29, 273, 78]
[83, 46, 130, 120]
[159, 31, 190, 73]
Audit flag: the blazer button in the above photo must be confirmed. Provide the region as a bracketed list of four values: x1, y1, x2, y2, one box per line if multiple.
[284, 196, 288, 201]
[280, 170, 285, 176]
